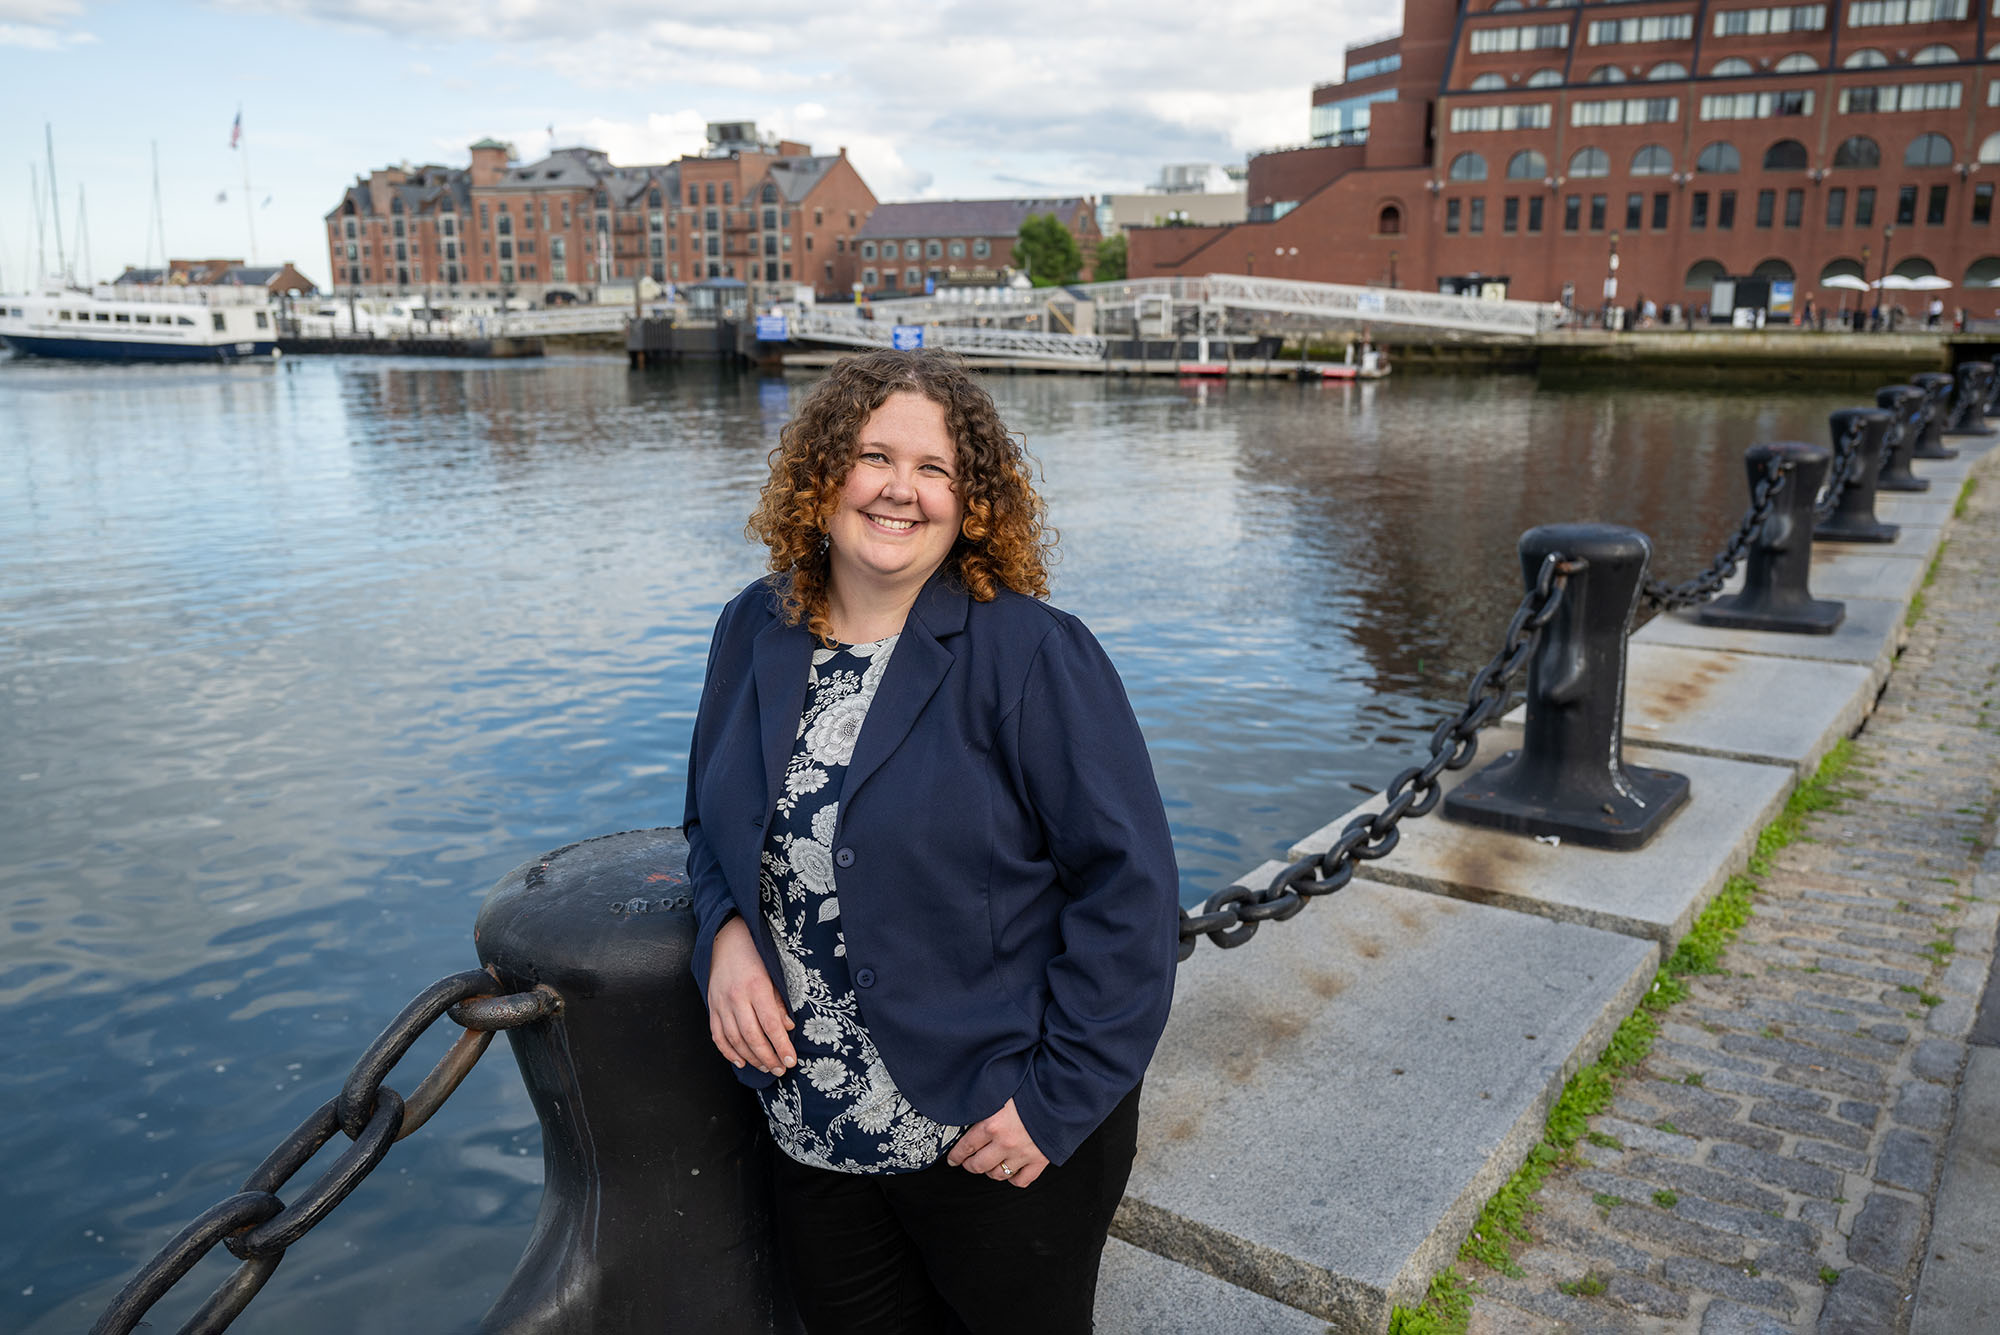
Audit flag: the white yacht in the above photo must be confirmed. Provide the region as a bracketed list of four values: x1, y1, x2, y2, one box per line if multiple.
[0, 281, 280, 362]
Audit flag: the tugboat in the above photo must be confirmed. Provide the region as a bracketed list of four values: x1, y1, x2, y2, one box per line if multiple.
[0, 280, 279, 362]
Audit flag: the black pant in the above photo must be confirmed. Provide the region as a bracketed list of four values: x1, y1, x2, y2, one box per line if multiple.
[769, 1083, 1142, 1335]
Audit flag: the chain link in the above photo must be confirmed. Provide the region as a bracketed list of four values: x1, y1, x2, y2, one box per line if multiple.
[90, 969, 562, 1335]
[1177, 552, 1580, 957]
[1813, 419, 1867, 524]
[1638, 453, 1792, 612]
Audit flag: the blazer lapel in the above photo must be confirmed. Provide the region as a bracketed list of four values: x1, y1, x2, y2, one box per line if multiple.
[841, 574, 969, 808]
[752, 615, 813, 817]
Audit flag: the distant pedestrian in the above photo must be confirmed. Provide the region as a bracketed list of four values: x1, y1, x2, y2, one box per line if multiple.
[1928, 297, 1945, 329]
[1802, 296, 1818, 329]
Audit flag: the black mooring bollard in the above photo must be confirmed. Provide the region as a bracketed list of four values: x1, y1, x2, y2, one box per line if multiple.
[1873, 386, 1931, 492]
[1946, 361, 1995, 438]
[474, 828, 796, 1335]
[1442, 523, 1690, 850]
[1815, 408, 1900, 544]
[1907, 371, 1961, 459]
[1697, 442, 1845, 635]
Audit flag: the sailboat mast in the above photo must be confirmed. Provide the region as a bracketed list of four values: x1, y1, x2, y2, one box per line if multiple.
[30, 165, 45, 282]
[45, 124, 67, 281]
[74, 185, 91, 286]
[146, 140, 168, 273]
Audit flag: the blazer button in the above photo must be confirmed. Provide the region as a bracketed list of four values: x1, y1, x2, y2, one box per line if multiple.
[834, 847, 855, 868]
[854, 967, 876, 988]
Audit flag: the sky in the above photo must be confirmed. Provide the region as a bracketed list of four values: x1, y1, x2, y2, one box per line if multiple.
[3, 0, 1400, 290]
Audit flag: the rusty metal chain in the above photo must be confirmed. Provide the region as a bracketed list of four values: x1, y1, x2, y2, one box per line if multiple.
[1813, 419, 1867, 523]
[90, 969, 561, 1335]
[1639, 452, 1793, 612]
[1177, 552, 1580, 957]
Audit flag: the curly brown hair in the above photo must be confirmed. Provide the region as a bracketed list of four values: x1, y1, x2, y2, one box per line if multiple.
[748, 349, 1055, 640]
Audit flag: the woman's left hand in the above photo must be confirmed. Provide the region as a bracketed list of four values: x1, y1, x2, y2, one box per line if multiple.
[946, 1099, 1048, 1188]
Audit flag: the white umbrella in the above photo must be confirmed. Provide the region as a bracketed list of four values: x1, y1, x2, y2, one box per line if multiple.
[1906, 275, 1952, 290]
[1877, 274, 1917, 291]
[1821, 274, 1870, 291]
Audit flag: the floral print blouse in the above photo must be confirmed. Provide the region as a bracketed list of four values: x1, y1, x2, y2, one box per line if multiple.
[755, 634, 963, 1173]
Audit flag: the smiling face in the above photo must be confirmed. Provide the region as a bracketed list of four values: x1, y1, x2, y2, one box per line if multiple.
[825, 390, 965, 609]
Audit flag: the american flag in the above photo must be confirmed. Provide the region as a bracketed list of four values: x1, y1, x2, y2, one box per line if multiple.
[230, 110, 241, 149]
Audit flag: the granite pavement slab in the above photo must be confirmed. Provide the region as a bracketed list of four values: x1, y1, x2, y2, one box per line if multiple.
[1096, 1238, 1329, 1333]
[1632, 593, 1907, 686]
[1721, 545, 1928, 604]
[1119, 870, 1656, 1332]
[1876, 493, 1961, 525]
[1502, 641, 1873, 775]
[1815, 520, 1946, 564]
[1288, 726, 1793, 943]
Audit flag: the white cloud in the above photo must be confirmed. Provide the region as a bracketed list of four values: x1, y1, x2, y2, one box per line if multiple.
[0, 20, 94, 48]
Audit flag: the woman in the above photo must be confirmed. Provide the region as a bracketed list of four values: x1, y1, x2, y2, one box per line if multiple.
[684, 349, 1179, 1333]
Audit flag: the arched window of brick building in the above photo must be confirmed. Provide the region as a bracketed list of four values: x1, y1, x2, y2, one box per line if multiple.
[1763, 140, 1809, 171]
[1978, 132, 2000, 164]
[1843, 48, 1887, 68]
[1988, 43, 2000, 58]
[1685, 258, 1727, 290]
[1569, 147, 1610, 177]
[1834, 136, 1881, 168]
[1893, 257, 1938, 280]
[1469, 73, 1507, 90]
[1586, 65, 1628, 83]
[1631, 144, 1674, 176]
[1648, 61, 1688, 79]
[1752, 259, 1795, 283]
[1491, 0, 1525, 9]
[1696, 142, 1740, 174]
[1377, 204, 1404, 235]
[1963, 256, 2000, 287]
[1507, 149, 1550, 179]
[1526, 68, 1564, 86]
[1819, 258, 1866, 286]
[1905, 133, 1953, 168]
[1448, 152, 1488, 181]
[1911, 44, 1958, 64]
[1774, 53, 1818, 72]
[1711, 57, 1754, 76]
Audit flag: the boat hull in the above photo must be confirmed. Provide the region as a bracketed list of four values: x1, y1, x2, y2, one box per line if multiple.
[1, 334, 279, 362]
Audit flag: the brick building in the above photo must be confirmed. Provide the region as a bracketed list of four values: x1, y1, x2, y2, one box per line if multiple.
[324, 123, 878, 306]
[114, 259, 318, 296]
[1131, 0, 2000, 317]
[853, 197, 1102, 295]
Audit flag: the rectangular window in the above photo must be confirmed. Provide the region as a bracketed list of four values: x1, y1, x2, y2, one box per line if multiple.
[1898, 184, 1919, 224]
[1449, 103, 1553, 132]
[1469, 197, 1487, 233]
[1588, 14, 1694, 43]
[1626, 192, 1644, 229]
[1827, 186, 1848, 226]
[1784, 188, 1804, 227]
[1712, 4, 1827, 34]
[1700, 90, 1813, 119]
[1756, 189, 1776, 227]
[1718, 190, 1738, 228]
[1572, 97, 1679, 126]
[1467, 22, 1571, 53]
[1652, 192, 1670, 228]
[1839, 82, 1962, 113]
[1975, 182, 1994, 223]
[1504, 196, 1520, 232]
[1564, 194, 1582, 230]
[1846, 0, 1967, 24]
[1528, 195, 1545, 232]
[1990, 80, 1999, 107]
[1927, 183, 1949, 224]
[1856, 187, 1877, 225]
[1590, 194, 1607, 229]
[1447, 198, 1462, 233]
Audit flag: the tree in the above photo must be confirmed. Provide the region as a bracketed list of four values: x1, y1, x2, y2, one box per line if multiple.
[1092, 234, 1127, 282]
[1013, 214, 1082, 287]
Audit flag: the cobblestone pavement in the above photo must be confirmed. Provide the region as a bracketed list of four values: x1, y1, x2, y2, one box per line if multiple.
[1464, 464, 2000, 1335]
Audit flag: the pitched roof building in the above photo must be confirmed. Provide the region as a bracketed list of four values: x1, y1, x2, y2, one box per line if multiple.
[854, 197, 1102, 294]
[1131, 0, 2000, 319]
[325, 123, 878, 306]
[115, 259, 318, 295]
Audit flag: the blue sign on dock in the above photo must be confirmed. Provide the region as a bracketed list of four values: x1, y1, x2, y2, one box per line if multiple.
[891, 324, 924, 350]
[754, 315, 788, 341]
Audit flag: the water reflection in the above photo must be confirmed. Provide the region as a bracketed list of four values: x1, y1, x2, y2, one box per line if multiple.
[0, 356, 1853, 1331]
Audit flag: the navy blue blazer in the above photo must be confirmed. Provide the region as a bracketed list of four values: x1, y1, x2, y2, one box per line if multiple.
[684, 570, 1180, 1165]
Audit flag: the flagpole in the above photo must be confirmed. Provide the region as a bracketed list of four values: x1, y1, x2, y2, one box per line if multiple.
[237, 107, 258, 264]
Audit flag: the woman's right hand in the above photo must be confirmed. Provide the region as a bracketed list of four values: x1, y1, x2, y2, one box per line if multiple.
[707, 916, 796, 1076]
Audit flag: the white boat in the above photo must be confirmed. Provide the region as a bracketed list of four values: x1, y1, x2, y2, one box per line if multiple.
[0, 281, 280, 362]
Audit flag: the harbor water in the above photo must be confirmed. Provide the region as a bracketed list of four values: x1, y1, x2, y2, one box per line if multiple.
[1, 354, 1856, 1331]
